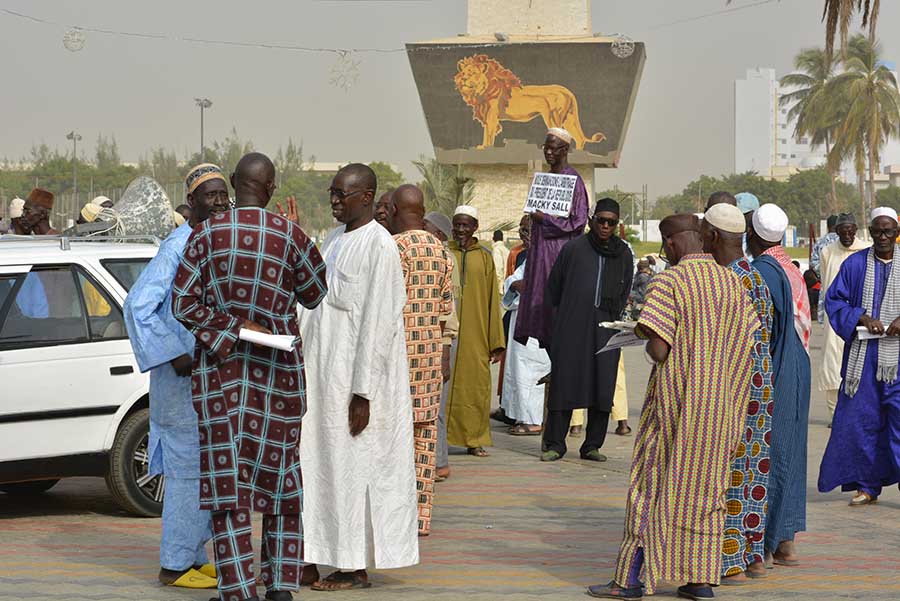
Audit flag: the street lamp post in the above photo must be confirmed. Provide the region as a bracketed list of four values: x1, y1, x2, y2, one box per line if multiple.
[194, 98, 212, 161]
[66, 131, 82, 204]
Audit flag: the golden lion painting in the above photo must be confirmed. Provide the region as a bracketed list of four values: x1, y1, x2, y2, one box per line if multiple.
[454, 54, 606, 150]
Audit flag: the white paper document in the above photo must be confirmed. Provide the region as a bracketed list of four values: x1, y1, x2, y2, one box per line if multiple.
[600, 320, 637, 331]
[597, 330, 644, 354]
[856, 325, 887, 340]
[239, 328, 296, 352]
[523, 172, 577, 217]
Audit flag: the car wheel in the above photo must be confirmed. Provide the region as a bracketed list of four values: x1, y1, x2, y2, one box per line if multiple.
[0, 479, 60, 495]
[105, 408, 164, 517]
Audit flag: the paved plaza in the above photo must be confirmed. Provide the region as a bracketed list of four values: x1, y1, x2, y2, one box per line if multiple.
[1, 327, 898, 601]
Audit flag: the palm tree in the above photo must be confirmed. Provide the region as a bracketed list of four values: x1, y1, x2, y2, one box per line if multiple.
[828, 34, 900, 222]
[412, 157, 474, 216]
[822, 0, 880, 63]
[779, 47, 843, 218]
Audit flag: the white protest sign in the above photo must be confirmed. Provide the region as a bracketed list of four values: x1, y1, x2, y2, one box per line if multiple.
[524, 172, 577, 218]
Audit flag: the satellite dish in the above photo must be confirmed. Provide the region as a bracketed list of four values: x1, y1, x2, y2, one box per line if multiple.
[113, 176, 176, 238]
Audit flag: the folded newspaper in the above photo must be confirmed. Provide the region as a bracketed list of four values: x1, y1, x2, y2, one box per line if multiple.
[239, 328, 296, 352]
[856, 325, 888, 340]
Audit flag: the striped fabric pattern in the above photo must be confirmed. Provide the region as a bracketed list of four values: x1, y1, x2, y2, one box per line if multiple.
[613, 254, 758, 593]
[172, 207, 327, 514]
[722, 258, 775, 576]
[762, 245, 812, 352]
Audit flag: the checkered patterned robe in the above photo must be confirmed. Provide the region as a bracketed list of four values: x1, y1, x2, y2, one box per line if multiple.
[172, 207, 327, 514]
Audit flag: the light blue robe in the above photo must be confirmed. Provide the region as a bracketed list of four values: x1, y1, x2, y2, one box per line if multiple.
[123, 222, 210, 570]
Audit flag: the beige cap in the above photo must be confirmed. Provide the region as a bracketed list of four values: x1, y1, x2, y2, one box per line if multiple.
[704, 203, 746, 234]
[80, 202, 103, 223]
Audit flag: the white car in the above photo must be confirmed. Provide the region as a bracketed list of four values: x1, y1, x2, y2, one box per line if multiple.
[0, 235, 163, 516]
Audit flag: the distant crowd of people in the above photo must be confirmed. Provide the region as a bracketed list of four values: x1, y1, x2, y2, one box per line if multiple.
[4, 126, 898, 601]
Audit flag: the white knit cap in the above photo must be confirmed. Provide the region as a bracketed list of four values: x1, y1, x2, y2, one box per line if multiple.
[752, 203, 789, 243]
[8, 197, 25, 219]
[704, 203, 746, 234]
[92, 195, 112, 206]
[870, 206, 898, 224]
[454, 205, 478, 220]
[547, 127, 574, 145]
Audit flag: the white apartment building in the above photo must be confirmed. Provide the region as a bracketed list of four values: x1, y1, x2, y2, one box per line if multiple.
[734, 67, 827, 179]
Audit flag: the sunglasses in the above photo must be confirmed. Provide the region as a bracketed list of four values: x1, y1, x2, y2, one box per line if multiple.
[592, 215, 619, 227]
[328, 187, 373, 201]
[870, 227, 899, 240]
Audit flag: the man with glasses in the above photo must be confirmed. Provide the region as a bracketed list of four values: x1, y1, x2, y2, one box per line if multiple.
[747, 203, 811, 568]
[514, 128, 589, 349]
[820, 207, 900, 507]
[299, 163, 419, 590]
[541, 198, 632, 462]
[818, 213, 869, 422]
[123, 163, 231, 590]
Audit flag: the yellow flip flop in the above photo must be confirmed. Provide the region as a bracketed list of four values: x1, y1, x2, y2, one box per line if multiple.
[196, 563, 217, 579]
[169, 568, 218, 589]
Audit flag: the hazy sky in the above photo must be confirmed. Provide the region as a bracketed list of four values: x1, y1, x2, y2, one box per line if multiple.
[2, 0, 899, 198]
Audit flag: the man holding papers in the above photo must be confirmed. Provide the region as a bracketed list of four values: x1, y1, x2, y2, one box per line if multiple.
[173, 153, 327, 601]
[820, 207, 900, 507]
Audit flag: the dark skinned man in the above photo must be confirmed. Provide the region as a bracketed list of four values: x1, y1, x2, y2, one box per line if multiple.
[818, 213, 869, 420]
[173, 154, 327, 601]
[299, 164, 418, 590]
[704, 190, 737, 211]
[591, 214, 758, 601]
[541, 198, 633, 462]
[374, 187, 394, 230]
[446, 205, 505, 458]
[385, 184, 453, 536]
[702, 204, 775, 583]
[820, 207, 900, 507]
[746, 203, 812, 568]
[515, 128, 589, 347]
[124, 164, 231, 590]
[16, 188, 58, 235]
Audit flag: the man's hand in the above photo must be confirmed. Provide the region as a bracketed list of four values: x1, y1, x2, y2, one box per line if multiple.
[530, 211, 545, 224]
[859, 314, 886, 336]
[441, 345, 452, 382]
[276, 196, 300, 224]
[887, 316, 900, 337]
[510, 280, 524, 294]
[242, 319, 272, 335]
[170, 353, 193, 377]
[349, 394, 370, 437]
[490, 348, 504, 364]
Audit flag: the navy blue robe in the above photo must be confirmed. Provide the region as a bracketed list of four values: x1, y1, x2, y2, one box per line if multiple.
[819, 250, 900, 497]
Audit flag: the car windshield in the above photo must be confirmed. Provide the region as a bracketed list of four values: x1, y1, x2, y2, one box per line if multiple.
[101, 259, 151, 292]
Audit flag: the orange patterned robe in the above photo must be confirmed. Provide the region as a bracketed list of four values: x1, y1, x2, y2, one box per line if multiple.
[394, 229, 453, 535]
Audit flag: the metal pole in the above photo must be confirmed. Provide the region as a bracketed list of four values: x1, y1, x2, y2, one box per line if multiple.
[200, 104, 205, 161]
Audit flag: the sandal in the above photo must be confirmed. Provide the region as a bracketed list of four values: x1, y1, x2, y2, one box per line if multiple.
[508, 424, 542, 436]
[311, 570, 372, 591]
[615, 423, 632, 436]
[467, 447, 489, 457]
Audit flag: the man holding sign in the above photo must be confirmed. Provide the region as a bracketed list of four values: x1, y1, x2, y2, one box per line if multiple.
[516, 127, 590, 348]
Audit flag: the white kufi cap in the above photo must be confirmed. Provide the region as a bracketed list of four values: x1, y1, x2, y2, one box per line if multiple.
[8, 197, 25, 219]
[454, 205, 478, 220]
[870, 206, 898, 224]
[547, 127, 574, 145]
[752, 203, 789, 243]
[705, 203, 746, 234]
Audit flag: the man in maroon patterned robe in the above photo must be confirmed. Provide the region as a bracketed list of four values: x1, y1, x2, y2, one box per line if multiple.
[173, 153, 327, 601]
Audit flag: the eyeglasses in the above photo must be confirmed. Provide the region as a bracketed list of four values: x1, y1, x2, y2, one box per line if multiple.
[328, 187, 372, 201]
[870, 227, 899, 239]
[541, 143, 568, 154]
[592, 215, 618, 227]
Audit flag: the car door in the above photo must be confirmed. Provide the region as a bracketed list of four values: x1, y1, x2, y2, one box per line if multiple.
[0, 263, 143, 463]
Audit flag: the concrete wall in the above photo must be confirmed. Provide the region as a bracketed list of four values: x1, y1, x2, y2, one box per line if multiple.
[467, 163, 594, 234]
[467, 0, 590, 36]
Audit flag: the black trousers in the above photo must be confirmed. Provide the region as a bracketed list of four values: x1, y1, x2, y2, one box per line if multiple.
[542, 406, 610, 457]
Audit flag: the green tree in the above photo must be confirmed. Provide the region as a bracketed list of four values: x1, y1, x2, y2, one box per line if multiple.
[368, 161, 405, 196]
[876, 186, 900, 212]
[779, 47, 844, 218]
[94, 135, 121, 170]
[828, 34, 900, 222]
[412, 157, 474, 216]
[821, 0, 880, 63]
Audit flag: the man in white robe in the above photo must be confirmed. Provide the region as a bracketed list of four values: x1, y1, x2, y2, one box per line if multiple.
[299, 164, 418, 591]
[820, 212, 870, 419]
[502, 261, 551, 434]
